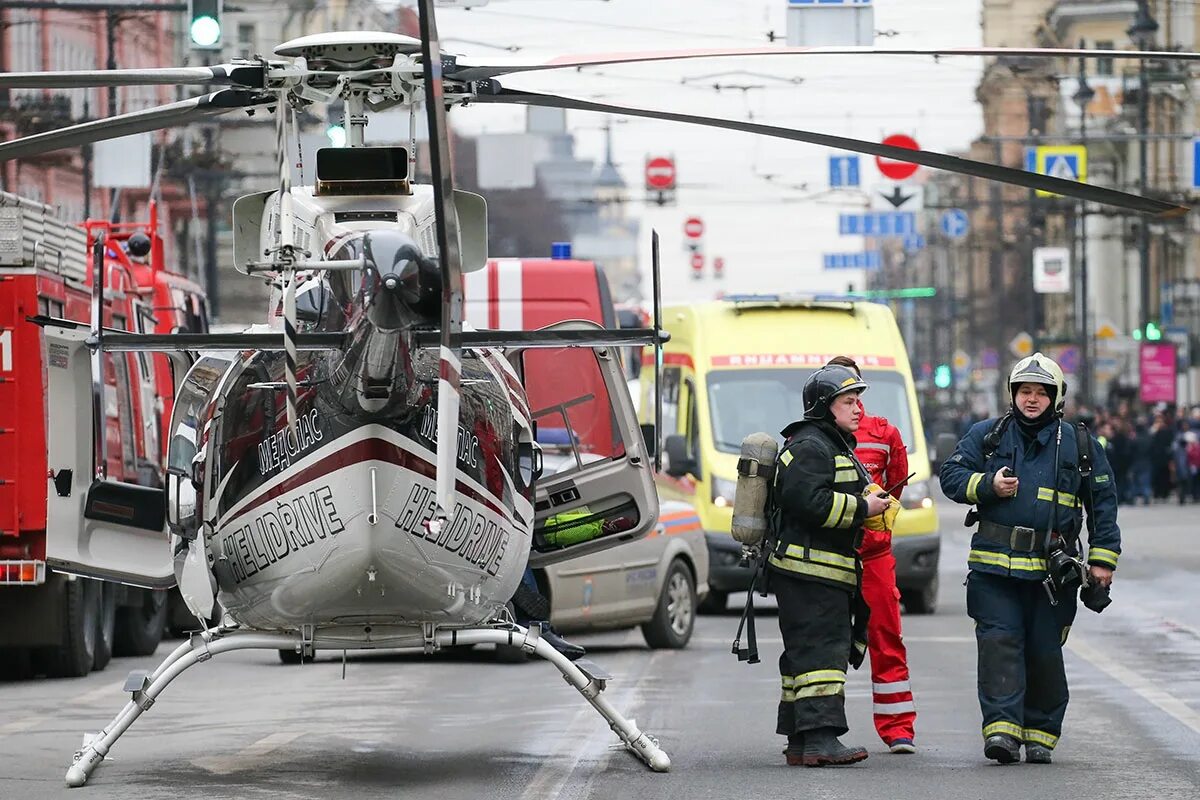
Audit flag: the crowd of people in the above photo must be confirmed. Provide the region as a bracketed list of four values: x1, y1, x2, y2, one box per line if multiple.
[952, 401, 1200, 505]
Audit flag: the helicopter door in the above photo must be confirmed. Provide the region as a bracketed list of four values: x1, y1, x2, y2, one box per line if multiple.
[525, 321, 659, 568]
[42, 323, 175, 588]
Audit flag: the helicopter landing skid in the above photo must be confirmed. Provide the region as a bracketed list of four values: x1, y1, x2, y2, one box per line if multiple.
[64, 623, 670, 788]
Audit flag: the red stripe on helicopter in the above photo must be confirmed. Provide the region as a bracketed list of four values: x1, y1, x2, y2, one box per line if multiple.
[223, 436, 511, 527]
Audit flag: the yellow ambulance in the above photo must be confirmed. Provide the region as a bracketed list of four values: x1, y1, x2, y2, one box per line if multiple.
[640, 294, 940, 614]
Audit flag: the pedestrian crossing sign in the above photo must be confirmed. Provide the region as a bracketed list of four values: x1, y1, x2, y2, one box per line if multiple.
[1034, 145, 1087, 198]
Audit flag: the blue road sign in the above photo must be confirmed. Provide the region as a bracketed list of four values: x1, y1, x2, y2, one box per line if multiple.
[829, 154, 860, 188]
[1192, 138, 1200, 189]
[1025, 146, 1036, 173]
[941, 208, 969, 239]
[823, 251, 881, 270]
[838, 212, 915, 237]
[791, 0, 872, 5]
[903, 234, 925, 252]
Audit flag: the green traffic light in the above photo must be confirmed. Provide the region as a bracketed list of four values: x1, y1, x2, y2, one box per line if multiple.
[189, 16, 221, 47]
[1145, 322, 1162, 341]
[934, 364, 952, 389]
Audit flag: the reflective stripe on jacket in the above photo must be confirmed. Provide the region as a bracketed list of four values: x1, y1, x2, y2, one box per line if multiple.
[938, 416, 1122, 580]
[770, 417, 869, 591]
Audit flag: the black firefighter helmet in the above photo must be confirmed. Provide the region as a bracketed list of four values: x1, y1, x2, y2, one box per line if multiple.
[802, 365, 869, 420]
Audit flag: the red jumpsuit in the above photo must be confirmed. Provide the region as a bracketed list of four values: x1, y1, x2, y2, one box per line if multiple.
[853, 403, 917, 746]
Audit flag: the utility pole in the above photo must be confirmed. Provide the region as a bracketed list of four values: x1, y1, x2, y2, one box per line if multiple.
[1075, 43, 1095, 407]
[1129, 1, 1158, 331]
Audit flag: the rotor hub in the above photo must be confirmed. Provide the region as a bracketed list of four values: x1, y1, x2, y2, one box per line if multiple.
[275, 32, 423, 65]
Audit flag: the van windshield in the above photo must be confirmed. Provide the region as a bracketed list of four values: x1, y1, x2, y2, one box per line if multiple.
[706, 368, 914, 454]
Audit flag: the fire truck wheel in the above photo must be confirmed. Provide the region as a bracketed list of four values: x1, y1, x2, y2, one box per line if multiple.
[39, 577, 101, 678]
[113, 589, 168, 657]
[93, 583, 117, 671]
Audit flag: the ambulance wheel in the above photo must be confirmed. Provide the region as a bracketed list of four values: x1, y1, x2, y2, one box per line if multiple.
[42, 577, 101, 678]
[113, 588, 168, 657]
[92, 582, 117, 671]
[698, 590, 728, 614]
[642, 559, 696, 649]
[901, 576, 938, 615]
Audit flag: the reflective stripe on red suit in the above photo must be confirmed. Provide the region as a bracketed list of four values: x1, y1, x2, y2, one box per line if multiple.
[854, 400, 916, 744]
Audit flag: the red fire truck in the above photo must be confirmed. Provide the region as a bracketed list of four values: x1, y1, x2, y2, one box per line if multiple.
[0, 192, 208, 677]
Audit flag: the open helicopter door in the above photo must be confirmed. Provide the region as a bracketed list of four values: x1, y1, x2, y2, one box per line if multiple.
[42, 322, 175, 588]
[525, 320, 660, 568]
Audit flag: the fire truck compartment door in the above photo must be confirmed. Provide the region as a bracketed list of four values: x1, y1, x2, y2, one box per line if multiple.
[43, 324, 174, 588]
[526, 322, 660, 568]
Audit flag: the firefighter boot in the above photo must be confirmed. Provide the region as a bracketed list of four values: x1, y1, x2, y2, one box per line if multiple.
[800, 728, 869, 767]
[984, 734, 1021, 765]
[783, 733, 805, 766]
[1025, 744, 1052, 764]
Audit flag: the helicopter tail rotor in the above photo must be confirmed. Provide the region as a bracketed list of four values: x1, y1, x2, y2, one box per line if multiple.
[419, 0, 467, 522]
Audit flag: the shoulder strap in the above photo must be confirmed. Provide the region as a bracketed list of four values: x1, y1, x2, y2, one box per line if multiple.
[1075, 421, 1094, 477]
[982, 411, 1014, 461]
[1075, 421, 1096, 538]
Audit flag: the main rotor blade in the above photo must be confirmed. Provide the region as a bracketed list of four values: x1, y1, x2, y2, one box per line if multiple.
[448, 45, 1200, 81]
[420, 0, 467, 520]
[0, 90, 272, 162]
[0, 64, 266, 89]
[473, 86, 1187, 217]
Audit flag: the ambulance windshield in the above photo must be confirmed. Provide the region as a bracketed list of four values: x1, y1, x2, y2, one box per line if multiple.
[706, 369, 915, 453]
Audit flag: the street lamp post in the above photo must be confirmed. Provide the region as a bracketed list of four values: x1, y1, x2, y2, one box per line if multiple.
[1074, 43, 1095, 407]
[1129, 0, 1158, 331]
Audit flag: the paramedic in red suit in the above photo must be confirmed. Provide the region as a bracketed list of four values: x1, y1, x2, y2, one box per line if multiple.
[826, 356, 917, 754]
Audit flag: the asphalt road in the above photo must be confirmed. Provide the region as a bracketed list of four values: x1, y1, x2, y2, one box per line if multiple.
[2, 495, 1199, 799]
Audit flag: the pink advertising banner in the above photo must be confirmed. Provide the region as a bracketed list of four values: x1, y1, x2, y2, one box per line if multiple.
[1139, 342, 1178, 405]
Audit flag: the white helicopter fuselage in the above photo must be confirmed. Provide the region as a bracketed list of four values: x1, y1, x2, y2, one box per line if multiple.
[174, 184, 537, 635]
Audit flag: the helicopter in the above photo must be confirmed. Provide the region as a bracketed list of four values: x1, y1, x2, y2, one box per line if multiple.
[0, 0, 1194, 789]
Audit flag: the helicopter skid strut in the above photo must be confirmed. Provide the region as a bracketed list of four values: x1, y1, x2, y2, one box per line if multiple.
[64, 623, 670, 787]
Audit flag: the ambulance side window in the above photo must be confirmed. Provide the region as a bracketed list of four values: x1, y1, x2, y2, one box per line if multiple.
[684, 379, 701, 466]
[661, 367, 680, 435]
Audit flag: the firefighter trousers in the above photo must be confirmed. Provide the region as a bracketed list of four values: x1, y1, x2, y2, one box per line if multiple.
[774, 571, 853, 737]
[861, 547, 916, 744]
[966, 570, 1078, 750]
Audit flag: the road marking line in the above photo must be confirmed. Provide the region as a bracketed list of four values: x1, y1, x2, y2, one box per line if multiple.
[0, 718, 39, 737]
[1068, 636, 1200, 736]
[0, 682, 123, 739]
[192, 731, 305, 775]
[520, 650, 663, 800]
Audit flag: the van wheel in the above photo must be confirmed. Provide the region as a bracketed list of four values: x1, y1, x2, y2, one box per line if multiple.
[43, 577, 101, 678]
[93, 582, 117, 671]
[901, 575, 938, 615]
[698, 590, 728, 614]
[642, 560, 696, 649]
[113, 588, 168, 657]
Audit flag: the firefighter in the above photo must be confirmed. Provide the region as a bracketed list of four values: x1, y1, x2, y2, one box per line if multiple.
[826, 356, 917, 754]
[772, 365, 893, 767]
[939, 353, 1120, 765]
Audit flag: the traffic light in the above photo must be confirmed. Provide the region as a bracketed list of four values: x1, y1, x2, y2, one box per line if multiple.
[325, 100, 346, 147]
[188, 0, 223, 50]
[934, 364, 952, 389]
[1133, 321, 1163, 341]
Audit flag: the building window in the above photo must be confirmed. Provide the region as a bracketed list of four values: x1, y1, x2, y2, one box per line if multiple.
[237, 24, 256, 60]
[1095, 40, 1114, 76]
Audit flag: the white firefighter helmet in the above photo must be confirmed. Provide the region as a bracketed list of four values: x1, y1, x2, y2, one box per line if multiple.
[1009, 352, 1066, 412]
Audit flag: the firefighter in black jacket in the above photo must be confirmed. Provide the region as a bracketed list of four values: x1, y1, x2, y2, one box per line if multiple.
[772, 365, 893, 767]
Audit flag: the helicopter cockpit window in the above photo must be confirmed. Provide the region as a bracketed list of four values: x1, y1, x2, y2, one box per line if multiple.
[294, 276, 333, 329]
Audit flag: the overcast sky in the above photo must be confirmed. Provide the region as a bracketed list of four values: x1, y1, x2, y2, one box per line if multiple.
[430, 0, 985, 304]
